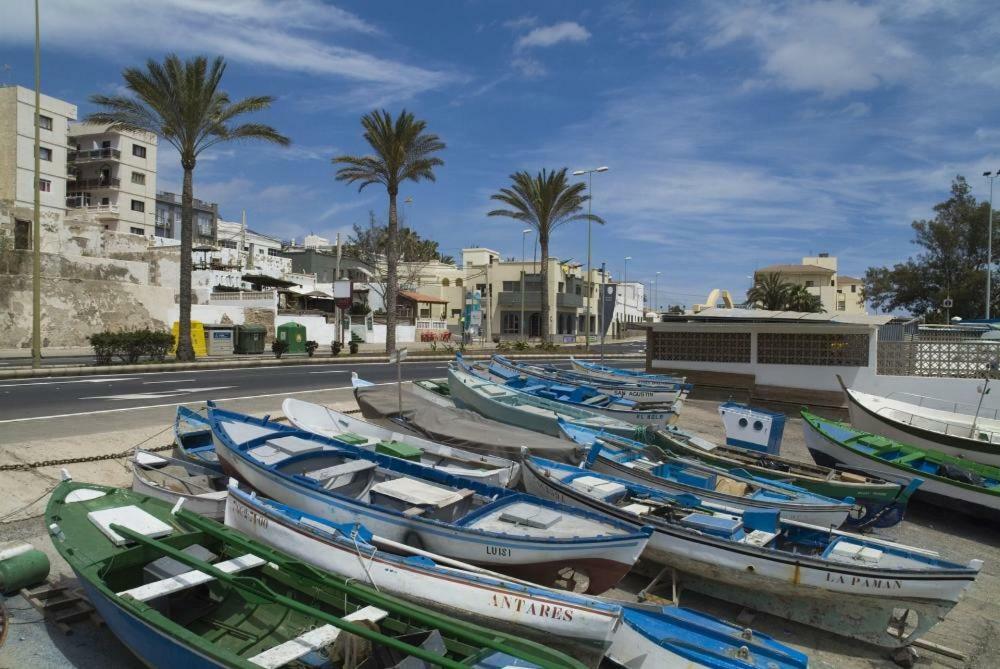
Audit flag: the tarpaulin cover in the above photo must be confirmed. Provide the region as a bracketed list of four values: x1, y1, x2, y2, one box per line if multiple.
[354, 384, 581, 464]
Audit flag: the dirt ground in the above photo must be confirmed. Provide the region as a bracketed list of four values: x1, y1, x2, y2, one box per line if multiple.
[1, 390, 997, 668]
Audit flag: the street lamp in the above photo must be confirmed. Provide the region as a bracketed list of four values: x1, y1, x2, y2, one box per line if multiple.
[654, 271, 662, 313]
[573, 166, 609, 348]
[521, 228, 532, 341]
[624, 256, 632, 331]
[986, 171, 998, 319]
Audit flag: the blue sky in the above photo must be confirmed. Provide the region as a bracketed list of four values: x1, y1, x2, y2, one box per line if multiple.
[3, 0, 999, 309]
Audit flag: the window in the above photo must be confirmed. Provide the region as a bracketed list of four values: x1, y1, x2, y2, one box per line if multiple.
[804, 280, 814, 288]
[131, 199, 145, 212]
[38, 179, 51, 192]
[132, 144, 147, 158]
[14, 219, 31, 250]
[441, 278, 450, 287]
[268, 248, 281, 257]
[558, 282, 564, 293]
[131, 172, 146, 185]
[851, 285, 857, 293]
[501, 312, 520, 334]
[38, 146, 52, 161]
[38, 114, 52, 130]
[101, 140, 111, 149]
[451, 309, 462, 318]
[455, 278, 463, 287]
[830, 280, 835, 287]
[502, 281, 520, 292]
[130, 227, 145, 235]
[220, 239, 238, 249]
[475, 283, 486, 294]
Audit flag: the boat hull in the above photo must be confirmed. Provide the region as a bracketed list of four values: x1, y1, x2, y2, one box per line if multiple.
[803, 418, 1000, 516]
[521, 459, 975, 648]
[213, 434, 646, 595]
[225, 489, 619, 658]
[569, 358, 683, 386]
[130, 468, 226, 520]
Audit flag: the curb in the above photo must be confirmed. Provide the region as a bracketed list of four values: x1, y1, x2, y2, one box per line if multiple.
[0, 352, 645, 380]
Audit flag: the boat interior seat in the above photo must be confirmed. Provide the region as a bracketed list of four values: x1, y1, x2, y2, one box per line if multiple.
[740, 529, 778, 547]
[118, 553, 266, 602]
[679, 512, 743, 540]
[489, 364, 519, 380]
[581, 394, 611, 406]
[246, 605, 388, 669]
[305, 460, 378, 490]
[370, 477, 475, 521]
[895, 452, 926, 464]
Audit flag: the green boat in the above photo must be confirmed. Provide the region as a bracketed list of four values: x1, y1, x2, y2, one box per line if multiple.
[643, 425, 918, 528]
[802, 409, 1000, 516]
[45, 479, 584, 669]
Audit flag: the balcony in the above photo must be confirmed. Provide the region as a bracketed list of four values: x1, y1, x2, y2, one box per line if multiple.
[66, 200, 119, 216]
[68, 148, 121, 163]
[68, 177, 121, 190]
[496, 291, 584, 309]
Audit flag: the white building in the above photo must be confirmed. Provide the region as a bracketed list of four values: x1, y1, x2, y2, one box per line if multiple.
[66, 122, 158, 236]
[303, 234, 329, 249]
[611, 280, 646, 336]
[0, 85, 78, 250]
[215, 218, 290, 278]
[754, 253, 866, 314]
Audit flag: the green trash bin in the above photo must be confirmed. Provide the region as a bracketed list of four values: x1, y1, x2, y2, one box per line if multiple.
[276, 322, 307, 354]
[234, 324, 266, 354]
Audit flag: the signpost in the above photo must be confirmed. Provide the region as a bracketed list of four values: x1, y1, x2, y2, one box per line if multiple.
[389, 347, 408, 416]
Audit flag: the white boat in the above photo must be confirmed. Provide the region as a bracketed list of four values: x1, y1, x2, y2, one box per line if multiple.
[570, 357, 686, 385]
[130, 449, 227, 519]
[282, 398, 520, 487]
[209, 405, 651, 594]
[840, 375, 1000, 467]
[521, 455, 982, 648]
[447, 363, 642, 439]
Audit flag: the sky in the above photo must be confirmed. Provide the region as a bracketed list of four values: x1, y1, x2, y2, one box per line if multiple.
[3, 0, 1000, 310]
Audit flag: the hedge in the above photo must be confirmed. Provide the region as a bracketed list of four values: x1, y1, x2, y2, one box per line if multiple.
[87, 329, 175, 365]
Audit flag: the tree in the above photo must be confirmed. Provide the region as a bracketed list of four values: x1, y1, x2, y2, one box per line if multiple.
[347, 211, 451, 309]
[746, 273, 790, 310]
[785, 284, 824, 313]
[88, 54, 289, 360]
[864, 176, 996, 321]
[333, 110, 445, 353]
[488, 169, 603, 340]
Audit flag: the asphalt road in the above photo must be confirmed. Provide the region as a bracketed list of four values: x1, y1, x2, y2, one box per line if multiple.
[0, 356, 647, 442]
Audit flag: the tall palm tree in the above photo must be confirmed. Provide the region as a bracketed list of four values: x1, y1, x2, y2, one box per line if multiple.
[334, 110, 445, 354]
[786, 284, 824, 313]
[489, 169, 604, 341]
[88, 54, 289, 361]
[746, 272, 790, 310]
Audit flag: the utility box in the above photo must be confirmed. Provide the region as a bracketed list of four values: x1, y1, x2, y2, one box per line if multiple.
[276, 322, 307, 354]
[203, 324, 234, 356]
[233, 324, 266, 354]
[171, 321, 207, 357]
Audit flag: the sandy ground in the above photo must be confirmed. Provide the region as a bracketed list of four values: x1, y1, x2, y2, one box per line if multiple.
[1, 390, 998, 668]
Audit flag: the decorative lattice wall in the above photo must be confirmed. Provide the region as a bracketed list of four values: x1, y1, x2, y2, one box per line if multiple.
[878, 340, 1000, 378]
[650, 331, 751, 363]
[757, 333, 869, 366]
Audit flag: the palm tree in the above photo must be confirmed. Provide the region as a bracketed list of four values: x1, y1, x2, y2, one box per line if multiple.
[88, 54, 289, 361]
[489, 169, 604, 341]
[786, 284, 824, 313]
[334, 110, 445, 354]
[746, 272, 790, 310]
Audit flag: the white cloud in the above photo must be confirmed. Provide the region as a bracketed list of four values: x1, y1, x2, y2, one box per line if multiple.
[512, 57, 547, 79]
[709, 1, 915, 97]
[503, 16, 539, 31]
[516, 22, 591, 50]
[318, 198, 375, 222]
[2, 0, 453, 99]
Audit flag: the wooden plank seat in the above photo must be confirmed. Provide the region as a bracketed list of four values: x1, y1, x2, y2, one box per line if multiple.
[370, 477, 473, 509]
[117, 554, 266, 602]
[248, 605, 389, 669]
[581, 394, 610, 406]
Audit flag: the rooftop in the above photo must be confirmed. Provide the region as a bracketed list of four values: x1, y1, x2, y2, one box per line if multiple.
[755, 263, 835, 275]
[656, 307, 894, 326]
[837, 275, 863, 284]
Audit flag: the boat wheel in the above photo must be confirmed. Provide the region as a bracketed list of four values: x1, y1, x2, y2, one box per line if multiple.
[402, 531, 425, 550]
[554, 567, 590, 593]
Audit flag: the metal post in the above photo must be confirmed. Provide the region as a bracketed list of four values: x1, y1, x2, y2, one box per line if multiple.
[585, 171, 593, 350]
[988, 173, 996, 319]
[599, 262, 606, 363]
[397, 354, 403, 416]
[31, 0, 41, 369]
[520, 230, 527, 341]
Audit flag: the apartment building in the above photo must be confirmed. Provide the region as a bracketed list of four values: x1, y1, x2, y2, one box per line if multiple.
[155, 191, 218, 245]
[66, 122, 158, 236]
[754, 253, 866, 314]
[0, 85, 78, 250]
[215, 218, 289, 278]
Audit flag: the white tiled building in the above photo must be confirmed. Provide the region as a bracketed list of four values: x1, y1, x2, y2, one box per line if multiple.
[215, 219, 290, 278]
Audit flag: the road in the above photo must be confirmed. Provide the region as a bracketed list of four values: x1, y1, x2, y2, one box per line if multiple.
[0, 356, 647, 442]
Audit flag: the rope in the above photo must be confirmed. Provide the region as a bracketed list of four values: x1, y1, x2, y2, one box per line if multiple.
[351, 529, 381, 592]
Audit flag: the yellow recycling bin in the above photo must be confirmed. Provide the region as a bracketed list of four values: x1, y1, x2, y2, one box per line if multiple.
[171, 321, 207, 357]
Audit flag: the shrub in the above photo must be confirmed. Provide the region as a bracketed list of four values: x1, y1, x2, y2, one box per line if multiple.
[305, 340, 319, 357]
[349, 341, 359, 354]
[87, 329, 174, 365]
[513, 340, 529, 351]
[88, 332, 117, 366]
[331, 341, 343, 356]
[272, 339, 288, 359]
[534, 341, 558, 352]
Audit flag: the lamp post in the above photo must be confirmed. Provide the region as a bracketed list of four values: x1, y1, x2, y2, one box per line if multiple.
[654, 271, 661, 314]
[986, 171, 998, 319]
[624, 256, 631, 337]
[599, 262, 607, 361]
[520, 228, 532, 341]
[573, 166, 609, 349]
[31, 0, 41, 369]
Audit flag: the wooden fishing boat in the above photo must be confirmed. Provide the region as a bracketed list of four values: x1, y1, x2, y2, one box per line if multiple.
[490, 354, 690, 405]
[802, 409, 1000, 515]
[209, 406, 651, 594]
[459, 357, 678, 427]
[282, 398, 520, 487]
[560, 421, 854, 527]
[228, 485, 808, 669]
[46, 477, 584, 669]
[131, 449, 228, 520]
[446, 363, 643, 439]
[570, 357, 686, 385]
[173, 405, 222, 471]
[840, 376, 1000, 467]
[521, 456, 982, 648]
[644, 425, 917, 529]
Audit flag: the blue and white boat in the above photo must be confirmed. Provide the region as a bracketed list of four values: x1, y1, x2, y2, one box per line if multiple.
[560, 420, 853, 527]
[459, 356, 679, 428]
[226, 485, 809, 668]
[570, 357, 686, 385]
[520, 455, 982, 648]
[172, 405, 221, 472]
[208, 405, 651, 594]
[491, 354, 692, 405]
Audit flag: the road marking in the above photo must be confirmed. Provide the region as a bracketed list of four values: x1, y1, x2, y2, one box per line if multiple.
[0, 377, 138, 389]
[80, 386, 235, 400]
[0, 382, 397, 424]
[308, 370, 350, 374]
[143, 379, 196, 384]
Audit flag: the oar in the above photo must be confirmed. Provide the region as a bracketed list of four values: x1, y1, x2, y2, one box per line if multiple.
[110, 523, 470, 669]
